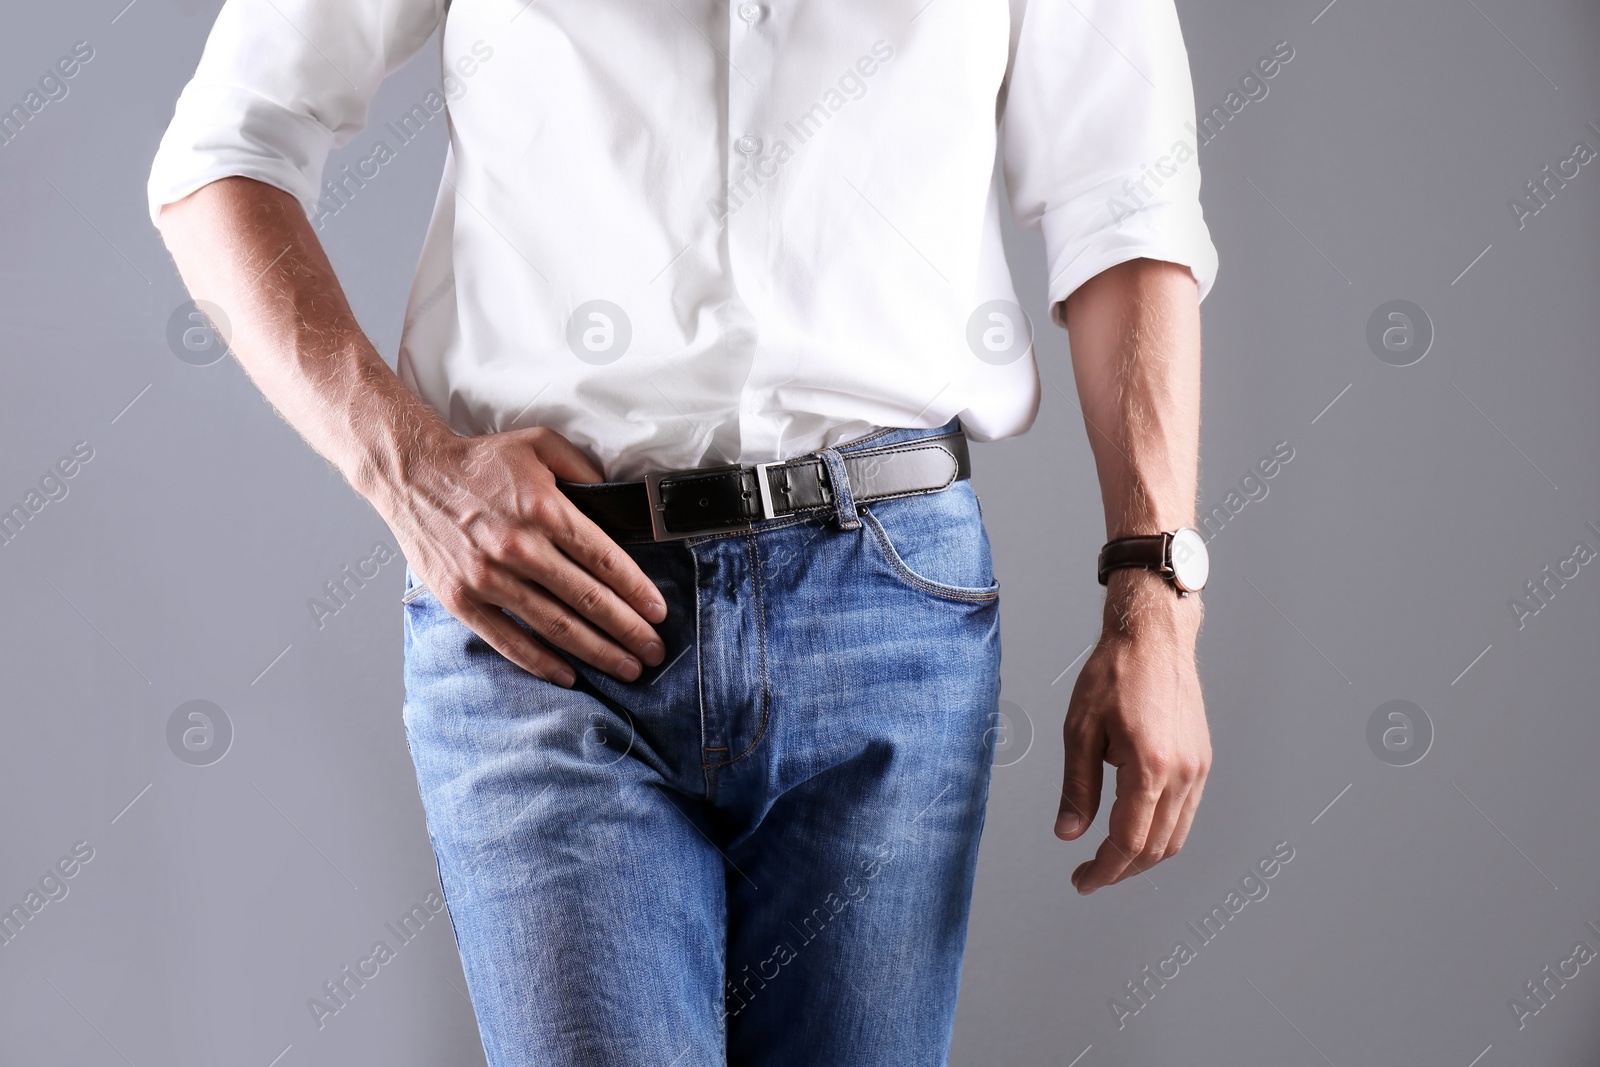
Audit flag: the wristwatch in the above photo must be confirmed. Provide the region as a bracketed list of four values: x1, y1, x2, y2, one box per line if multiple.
[1097, 528, 1210, 596]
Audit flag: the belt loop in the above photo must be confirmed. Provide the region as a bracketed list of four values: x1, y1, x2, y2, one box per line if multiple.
[816, 448, 861, 530]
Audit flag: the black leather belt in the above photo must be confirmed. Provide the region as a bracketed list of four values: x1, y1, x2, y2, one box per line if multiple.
[559, 430, 971, 541]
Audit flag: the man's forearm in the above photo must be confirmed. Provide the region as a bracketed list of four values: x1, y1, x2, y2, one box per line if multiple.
[157, 175, 445, 507]
[1062, 257, 1204, 637]
[1054, 257, 1211, 888]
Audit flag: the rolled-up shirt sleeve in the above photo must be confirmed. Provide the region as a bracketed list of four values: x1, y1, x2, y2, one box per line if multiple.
[1002, 0, 1219, 326]
[147, 0, 445, 227]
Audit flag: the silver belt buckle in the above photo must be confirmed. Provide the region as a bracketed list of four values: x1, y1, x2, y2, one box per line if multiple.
[643, 463, 758, 542]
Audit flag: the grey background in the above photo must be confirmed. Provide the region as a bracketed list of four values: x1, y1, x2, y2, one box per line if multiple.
[2, 0, 1597, 1064]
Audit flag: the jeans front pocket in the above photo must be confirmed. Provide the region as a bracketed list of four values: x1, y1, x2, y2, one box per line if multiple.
[859, 480, 1000, 603]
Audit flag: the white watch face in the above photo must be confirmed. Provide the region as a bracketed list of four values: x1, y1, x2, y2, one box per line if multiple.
[1169, 527, 1210, 592]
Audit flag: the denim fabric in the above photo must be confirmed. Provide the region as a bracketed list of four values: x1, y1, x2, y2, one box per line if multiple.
[401, 419, 1002, 1066]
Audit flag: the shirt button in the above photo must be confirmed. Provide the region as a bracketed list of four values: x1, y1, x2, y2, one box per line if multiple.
[746, 392, 765, 412]
[739, 3, 763, 23]
[736, 135, 762, 156]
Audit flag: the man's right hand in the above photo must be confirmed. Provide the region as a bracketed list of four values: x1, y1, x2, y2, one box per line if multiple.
[375, 424, 667, 687]
[156, 177, 663, 687]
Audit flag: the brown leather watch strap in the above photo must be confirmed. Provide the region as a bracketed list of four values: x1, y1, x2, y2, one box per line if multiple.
[1097, 533, 1170, 585]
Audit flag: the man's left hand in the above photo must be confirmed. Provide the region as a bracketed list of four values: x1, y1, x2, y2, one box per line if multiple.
[1054, 570, 1210, 895]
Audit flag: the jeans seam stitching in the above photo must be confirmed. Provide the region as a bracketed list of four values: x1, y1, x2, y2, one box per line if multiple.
[706, 533, 772, 769]
[691, 546, 718, 801]
[679, 514, 818, 545]
[860, 507, 1001, 603]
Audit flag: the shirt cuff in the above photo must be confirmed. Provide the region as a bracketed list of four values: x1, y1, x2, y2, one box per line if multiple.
[1040, 197, 1220, 329]
[146, 83, 336, 228]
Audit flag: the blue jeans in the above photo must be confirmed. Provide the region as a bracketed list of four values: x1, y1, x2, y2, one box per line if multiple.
[401, 419, 1002, 1066]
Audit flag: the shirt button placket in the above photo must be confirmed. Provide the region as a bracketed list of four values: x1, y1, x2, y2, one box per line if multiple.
[726, 0, 778, 458]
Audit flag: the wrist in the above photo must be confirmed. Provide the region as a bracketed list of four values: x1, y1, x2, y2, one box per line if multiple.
[1101, 567, 1203, 644]
[344, 391, 459, 513]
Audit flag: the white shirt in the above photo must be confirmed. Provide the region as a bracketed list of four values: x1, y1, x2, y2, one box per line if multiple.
[148, 0, 1218, 479]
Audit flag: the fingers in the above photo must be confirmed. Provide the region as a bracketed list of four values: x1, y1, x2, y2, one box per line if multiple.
[1056, 715, 1107, 840]
[453, 492, 668, 680]
[512, 428, 666, 625]
[444, 583, 579, 688]
[1071, 749, 1211, 894]
[521, 556, 666, 665]
[478, 487, 669, 680]
[488, 573, 650, 682]
[542, 497, 669, 626]
[1164, 771, 1208, 858]
[1104, 783, 1189, 888]
[523, 426, 606, 484]
[1070, 760, 1161, 895]
[1152, 751, 1209, 870]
